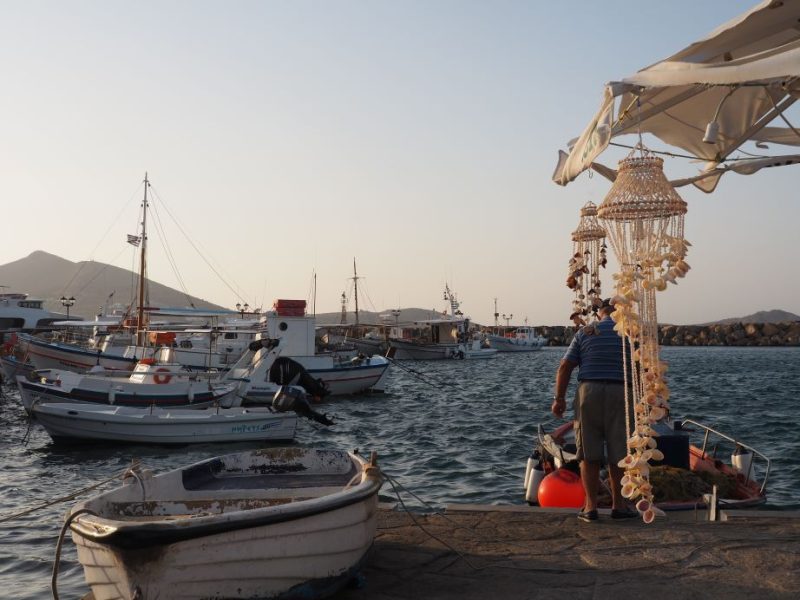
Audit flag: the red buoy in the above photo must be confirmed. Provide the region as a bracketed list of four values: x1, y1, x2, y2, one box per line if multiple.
[537, 468, 585, 508]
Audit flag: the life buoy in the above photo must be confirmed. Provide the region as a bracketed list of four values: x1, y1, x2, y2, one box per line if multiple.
[153, 368, 172, 385]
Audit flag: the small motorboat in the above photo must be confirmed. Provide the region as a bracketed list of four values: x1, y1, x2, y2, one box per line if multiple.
[526, 419, 770, 510]
[30, 402, 298, 444]
[62, 448, 383, 600]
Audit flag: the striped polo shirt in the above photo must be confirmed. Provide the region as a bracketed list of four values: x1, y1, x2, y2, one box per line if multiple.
[563, 316, 625, 381]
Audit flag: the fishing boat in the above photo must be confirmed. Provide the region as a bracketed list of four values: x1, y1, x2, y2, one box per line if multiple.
[460, 337, 498, 360]
[387, 284, 471, 360]
[486, 327, 547, 352]
[259, 299, 390, 396]
[61, 448, 382, 600]
[30, 402, 297, 445]
[17, 360, 238, 413]
[527, 419, 769, 510]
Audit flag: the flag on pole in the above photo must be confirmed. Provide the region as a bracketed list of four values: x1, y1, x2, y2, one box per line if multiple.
[127, 234, 141, 247]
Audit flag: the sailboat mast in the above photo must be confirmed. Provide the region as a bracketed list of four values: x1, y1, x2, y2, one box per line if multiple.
[136, 173, 149, 346]
[352, 258, 360, 326]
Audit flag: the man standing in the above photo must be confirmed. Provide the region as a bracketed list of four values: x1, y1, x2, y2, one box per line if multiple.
[552, 298, 635, 522]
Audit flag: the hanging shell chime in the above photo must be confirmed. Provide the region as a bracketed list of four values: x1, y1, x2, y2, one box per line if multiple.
[597, 150, 691, 524]
[566, 201, 607, 327]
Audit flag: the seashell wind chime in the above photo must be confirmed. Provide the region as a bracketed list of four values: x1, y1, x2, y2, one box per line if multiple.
[566, 202, 607, 327]
[597, 150, 690, 524]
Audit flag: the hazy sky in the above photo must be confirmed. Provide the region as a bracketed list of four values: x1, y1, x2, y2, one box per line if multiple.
[2, 0, 797, 325]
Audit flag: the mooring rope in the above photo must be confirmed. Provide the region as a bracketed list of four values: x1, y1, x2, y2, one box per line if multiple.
[384, 356, 464, 391]
[0, 461, 140, 524]
[51, 508, 95, 600]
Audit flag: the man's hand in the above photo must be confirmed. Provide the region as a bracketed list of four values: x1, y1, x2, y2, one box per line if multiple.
[551, 397, 566, 418]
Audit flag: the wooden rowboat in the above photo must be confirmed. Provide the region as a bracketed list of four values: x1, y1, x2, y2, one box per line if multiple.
[63, 448, 383, 600]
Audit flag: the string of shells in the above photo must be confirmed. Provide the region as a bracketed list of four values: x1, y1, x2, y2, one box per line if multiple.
[566, 201, 607, 327]
[598, 150, 690, 524]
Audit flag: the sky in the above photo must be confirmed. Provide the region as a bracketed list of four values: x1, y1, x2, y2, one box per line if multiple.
[1, 0, 798, 326]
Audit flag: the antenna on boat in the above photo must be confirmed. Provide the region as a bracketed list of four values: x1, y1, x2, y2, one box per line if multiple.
[494, 298, 499, 327]
[340, 291, 347, 325]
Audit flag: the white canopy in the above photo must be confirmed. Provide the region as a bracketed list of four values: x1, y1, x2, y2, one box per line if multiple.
[553, 0, 800, 191]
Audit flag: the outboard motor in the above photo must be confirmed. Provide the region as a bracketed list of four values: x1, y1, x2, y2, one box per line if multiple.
[272, 386, 334, 426]
[269, 357, 329, 399]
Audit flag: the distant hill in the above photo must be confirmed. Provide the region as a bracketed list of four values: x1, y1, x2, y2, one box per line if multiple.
[702, 309, 800, 325]
[0, 251, 226, 318]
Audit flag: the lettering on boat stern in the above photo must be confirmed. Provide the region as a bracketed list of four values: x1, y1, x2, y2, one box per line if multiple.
[231, 422, 282, 434]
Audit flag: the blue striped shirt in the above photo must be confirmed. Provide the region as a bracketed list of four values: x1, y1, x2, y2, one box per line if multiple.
[563, 316, 625, 381]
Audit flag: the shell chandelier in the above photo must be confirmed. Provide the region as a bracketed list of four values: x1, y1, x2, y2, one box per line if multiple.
[566, 201, 607, 326]
[597, 149, 690, 524]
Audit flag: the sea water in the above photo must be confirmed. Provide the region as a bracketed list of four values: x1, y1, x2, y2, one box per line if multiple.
[1, 347, 798, 599]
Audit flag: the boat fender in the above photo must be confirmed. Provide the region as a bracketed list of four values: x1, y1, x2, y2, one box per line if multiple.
[188, 388, 194, 403]
[525, 461, 546, 505]
[523, 449, 541, 491]
[731, 444, 754, 478]
[153, 368, 172, 385]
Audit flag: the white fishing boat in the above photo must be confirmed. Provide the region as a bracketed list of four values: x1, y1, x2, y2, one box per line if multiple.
[259, 299, 390, 396]
[30, 402, 297, 444]
[61, 448, 383, 600]
[486, 327, 547, 352]
[17, 360, 238, 413]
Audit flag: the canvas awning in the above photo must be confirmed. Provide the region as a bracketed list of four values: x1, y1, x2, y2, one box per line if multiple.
[553, 0, 800, 191]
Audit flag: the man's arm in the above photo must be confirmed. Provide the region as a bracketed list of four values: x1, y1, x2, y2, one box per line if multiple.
[552, 358, 578, 418]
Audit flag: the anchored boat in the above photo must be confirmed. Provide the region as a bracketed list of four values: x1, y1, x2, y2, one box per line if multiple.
[61, 448, 383, 600]
[30, 402, 297, 444]
[526, 419, 769, 510]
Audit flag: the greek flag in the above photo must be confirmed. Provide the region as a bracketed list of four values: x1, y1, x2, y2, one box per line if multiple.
[127, 234, 141, 247]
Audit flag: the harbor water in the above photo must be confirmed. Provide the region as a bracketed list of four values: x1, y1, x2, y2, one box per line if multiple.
[1, 346, 798, 599]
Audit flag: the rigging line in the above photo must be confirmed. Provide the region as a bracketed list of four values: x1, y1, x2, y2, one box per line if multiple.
[59, 181, 144, 296]
[149, 199, 195, 307]
[147, 185, 248, 304]
[72, 245, 131, 300]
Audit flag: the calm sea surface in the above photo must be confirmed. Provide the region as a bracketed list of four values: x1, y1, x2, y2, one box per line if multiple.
[1, 347, 798, 599]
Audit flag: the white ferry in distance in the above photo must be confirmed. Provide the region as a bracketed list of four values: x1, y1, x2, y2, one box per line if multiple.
[0, 292, 73, 332]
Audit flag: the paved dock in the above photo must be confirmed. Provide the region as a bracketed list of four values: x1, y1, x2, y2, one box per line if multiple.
[339, 505, 800, 600]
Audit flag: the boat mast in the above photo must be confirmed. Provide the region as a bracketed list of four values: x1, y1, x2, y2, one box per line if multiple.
[494, 298, 499, 327]
[136, 173, 149, 347]
[352, 258, 360, 326]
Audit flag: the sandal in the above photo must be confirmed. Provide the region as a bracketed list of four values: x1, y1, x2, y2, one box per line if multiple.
[611, 507, 637, 519]
[577, 509, 598, 522]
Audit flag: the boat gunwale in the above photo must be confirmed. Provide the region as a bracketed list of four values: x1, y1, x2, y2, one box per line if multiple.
[69, 452, 382, 549]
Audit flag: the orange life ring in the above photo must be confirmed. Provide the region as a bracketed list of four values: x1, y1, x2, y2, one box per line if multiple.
[153, 368, 172, 385]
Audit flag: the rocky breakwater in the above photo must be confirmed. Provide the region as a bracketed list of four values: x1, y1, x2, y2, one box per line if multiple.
[532, 321, 800, 346]
[659, 321, 800, 346]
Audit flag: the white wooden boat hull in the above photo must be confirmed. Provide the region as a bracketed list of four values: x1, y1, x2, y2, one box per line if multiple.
[21, 334, 245, 373]
[273, 355, 390, 396]
[486, 334, 545, 352]
[68, 448, 382, 600]
[387, 340, 458, 360]
[463, 348, 498, 360]
[16, 376, 236, 413]
[31, 403, 297, 444]
[74, 499, 375, 600]
[22, 335, 137, 371]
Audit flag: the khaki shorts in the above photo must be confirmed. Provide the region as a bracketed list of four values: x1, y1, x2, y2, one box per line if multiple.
[574, 381, 632, 465]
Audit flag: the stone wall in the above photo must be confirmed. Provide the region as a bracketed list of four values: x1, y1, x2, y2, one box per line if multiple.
[531, 321, 800, 346]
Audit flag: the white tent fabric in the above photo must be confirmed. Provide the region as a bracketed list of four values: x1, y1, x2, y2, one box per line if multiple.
[553, 0, 800, 190]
